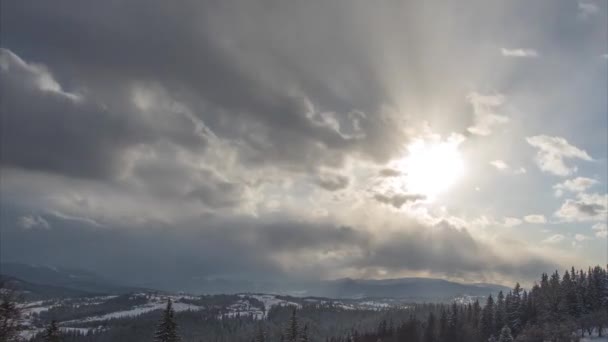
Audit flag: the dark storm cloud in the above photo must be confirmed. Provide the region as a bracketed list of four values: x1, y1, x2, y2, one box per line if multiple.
[353, 221, 556, 280]
[0, 208, 365, 289]
[0, 209, 556, 290]
[1, 0, 407, 175]
[0, 49, 208, 179]
[0, 49, 144, 179]
[373, 193, 426, 208]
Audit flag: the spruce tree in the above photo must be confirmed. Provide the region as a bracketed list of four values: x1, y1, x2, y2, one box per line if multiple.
[300, 324, 309, 342]
[42, 320, 61, 342]
[495, 291, 506, 334]
[424, 312, 436, 342]
[285, 308, 299, 342]
[507, 284, 522, 334]
[154, 299, 181, 342]
[481, 295, 495, 339]
[255, 326, 266, 342]
[497, 325, 513, 342]
[0, 289, 22, 342]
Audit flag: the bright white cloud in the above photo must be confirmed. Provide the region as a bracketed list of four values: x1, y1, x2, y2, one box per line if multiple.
[555, 193, 607, 222]
[553, 177, 598, 197]
[503, 217, 523, 227]
[500, 48, 538, 58]
[592, 222, 608, 238]
[466, 92, 509, 136]
[490, 160, 509, 170]
[526, 135, 592, 176]
[524, 214, 547, 224]
[542, 234, 564, 244]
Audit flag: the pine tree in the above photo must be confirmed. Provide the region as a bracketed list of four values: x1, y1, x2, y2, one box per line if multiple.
[497, 326, 513, 342]
[507, 284, 522, 334]
[424, 312, 437, 342]
[0, 287, 22, 342]
[481, 295, 495, 339]
[285, 308, 299, 342]
[255, 326, 266, 342]
[495, 291, 506, 334]
[300, 324, 309, 342]
[154, 299, 181, 342]
[438, 309, 448, 342]
[42, 320, 61, 342]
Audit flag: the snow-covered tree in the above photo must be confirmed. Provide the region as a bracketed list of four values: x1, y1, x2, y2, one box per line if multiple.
[154, 299, 181, 342]
[0, 285, 22, 342]
[497, 325, 513, 342]
[42, 320, 61, 342]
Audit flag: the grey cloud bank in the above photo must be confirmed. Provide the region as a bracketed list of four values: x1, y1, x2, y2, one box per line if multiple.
[0, 0, 606, 290]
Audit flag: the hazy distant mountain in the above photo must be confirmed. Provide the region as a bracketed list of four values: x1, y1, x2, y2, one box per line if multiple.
[0, 262, 149, 295]
[313, 277, 510, 300]
[0, 275, 92, 300]
[0, 262, 508, 301]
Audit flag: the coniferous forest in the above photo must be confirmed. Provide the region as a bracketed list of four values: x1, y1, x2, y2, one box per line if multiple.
[325, 266, 608, 342]
[12, 265, 605, 342]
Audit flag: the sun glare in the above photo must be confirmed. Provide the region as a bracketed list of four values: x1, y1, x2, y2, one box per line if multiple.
[397, 137, 465, 200]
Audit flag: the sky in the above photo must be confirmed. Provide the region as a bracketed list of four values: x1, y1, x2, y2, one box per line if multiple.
[0, 0, 607, 291]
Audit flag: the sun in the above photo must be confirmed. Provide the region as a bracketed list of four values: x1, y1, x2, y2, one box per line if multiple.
[395, 135, 465, 200]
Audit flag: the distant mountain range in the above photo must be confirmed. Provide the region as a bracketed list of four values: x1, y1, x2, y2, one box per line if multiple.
[313, 277, 509, 300]
[0, 262, 150, 299]
[0, 262, 509, 301]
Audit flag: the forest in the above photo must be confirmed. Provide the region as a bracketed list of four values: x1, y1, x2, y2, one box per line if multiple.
[1, 265, 606, 342]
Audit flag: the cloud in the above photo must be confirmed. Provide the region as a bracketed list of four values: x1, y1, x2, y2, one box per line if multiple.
[592, 223, 607, 238]
[578, 1, 599, 18]
[574, 234, 590, 242]
[0, 210, 558, 290]
[553, 177, 598, 197]
[500, 48, 539, 58]
[378, 168, 402, 177]
[555, 193, 607, 222]
[503, 217, 523, 227]
[466, 92, 509, 136]
[1, 2, 411, 175]
[316, 172, 350, 191]
[514, 167, 527, 175]
[0, 49, 210, 180]
[526, 135, 592, 176]
[490, 160, 509, 170]
[373, 193, 426, 209]
[0, 0, 601, 288]
[524, 214, 547, 224]
[542, 234, 565, 244]
[17, 215, 50, 230]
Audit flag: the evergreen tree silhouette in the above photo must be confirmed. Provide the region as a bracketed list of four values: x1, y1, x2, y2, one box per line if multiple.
[154, 299, 181, 342]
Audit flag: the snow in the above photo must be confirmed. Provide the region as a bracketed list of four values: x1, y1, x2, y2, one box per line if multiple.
[63, 301, 203, 324]
[247, 294, 301, 311]
[580, 329, 608, 341]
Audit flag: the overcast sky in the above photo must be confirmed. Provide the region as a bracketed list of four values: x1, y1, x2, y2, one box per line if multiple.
[1, 0, 606, 290]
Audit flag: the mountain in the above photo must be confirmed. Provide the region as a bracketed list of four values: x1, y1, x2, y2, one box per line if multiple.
[0, 275, 91, 300]
[309, 277, 510, 300]
[0, 262, 150, 296]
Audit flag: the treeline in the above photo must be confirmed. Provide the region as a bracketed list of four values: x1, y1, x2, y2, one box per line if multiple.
[4, 265, 606, 342]
[328, 265, 607, 342]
